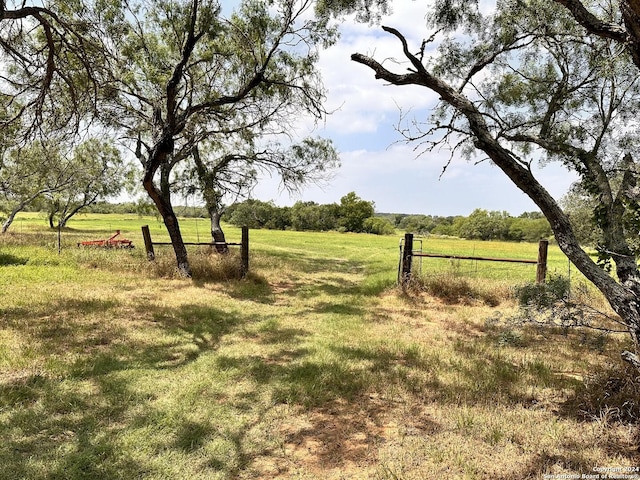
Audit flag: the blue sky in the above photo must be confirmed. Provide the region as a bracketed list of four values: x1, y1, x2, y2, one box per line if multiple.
[250, 2, 578, 216]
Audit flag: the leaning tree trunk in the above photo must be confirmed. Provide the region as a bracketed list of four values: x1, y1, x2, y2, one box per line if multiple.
[208, 207, 229, 254]
[352, 35, 640, 371]
[2, 193, 45, 233]
[2, 206, 25, 233]
[143, 178, 191, 277]
[190, 144, 229, 253]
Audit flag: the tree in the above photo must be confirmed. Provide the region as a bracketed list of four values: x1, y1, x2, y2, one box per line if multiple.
[338, 192, 375, 233]
[0, 141, 75, 233]
[290, 201, 340, 231]
[44, 139, 130, 229]
[92, 0, 336, 277]
[187, 136, 338, 252]
[398, 214, 437, 234]
[362, 216, 395, 235]
[508, 217, 552, 243]
[226, 199, 282, 229]
[562, 184, 604, 247]
[457, 209, 510, 241]
[325, 0, 640, 369]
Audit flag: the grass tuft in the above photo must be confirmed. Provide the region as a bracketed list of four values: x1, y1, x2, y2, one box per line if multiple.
[148, 248, 244, 281]
[409, 273, 512, 306]
[567, 362, 640, 424]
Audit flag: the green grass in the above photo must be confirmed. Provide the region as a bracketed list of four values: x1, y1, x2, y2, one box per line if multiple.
[0, 213, 637, 479]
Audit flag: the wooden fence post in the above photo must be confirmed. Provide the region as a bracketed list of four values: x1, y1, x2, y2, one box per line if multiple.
[401, 233, 414, 286]
[536, 239, 548, 284]
[240, 226, 249, 278]
[141, 225, 155, 261]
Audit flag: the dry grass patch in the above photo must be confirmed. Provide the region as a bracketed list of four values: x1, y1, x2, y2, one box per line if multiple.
[407, 272, 514, 307]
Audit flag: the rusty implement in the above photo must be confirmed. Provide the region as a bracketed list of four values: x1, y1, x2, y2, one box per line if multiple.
[77, 230, 134, 248]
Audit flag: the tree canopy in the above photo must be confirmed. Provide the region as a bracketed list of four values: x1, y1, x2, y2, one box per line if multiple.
[1, 1, 105, 139]
[43, 138, 130, 229]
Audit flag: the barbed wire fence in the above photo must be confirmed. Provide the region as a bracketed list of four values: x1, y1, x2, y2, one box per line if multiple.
[397, 234, 628, 338]
[397, 233, 548, 287]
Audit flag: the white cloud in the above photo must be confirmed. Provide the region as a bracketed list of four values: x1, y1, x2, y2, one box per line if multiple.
[246, 1, 578, 216]
[316, 5, 440, 138]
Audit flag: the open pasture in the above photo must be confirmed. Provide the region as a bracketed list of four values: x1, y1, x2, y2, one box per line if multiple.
[0, 213, 637, 479]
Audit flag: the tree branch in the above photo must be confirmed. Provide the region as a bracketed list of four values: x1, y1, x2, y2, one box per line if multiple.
[553, 0, 628, 42]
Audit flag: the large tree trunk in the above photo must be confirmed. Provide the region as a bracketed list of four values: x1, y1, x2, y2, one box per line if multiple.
[143, 177, 191, 277]
[208, 207, 228, 254]
[142, 134, 192, 278]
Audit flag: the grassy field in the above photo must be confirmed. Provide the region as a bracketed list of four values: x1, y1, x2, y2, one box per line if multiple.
[1, 213, 638, 479]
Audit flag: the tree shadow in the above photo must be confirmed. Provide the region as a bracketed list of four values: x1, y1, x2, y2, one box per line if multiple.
[3, 253, 637, 478]
[0, 252, 28, 266]
[0, 370, 150, 479]
[493, 450, 602, 480]
[0, 294, 268, 479]
[260, 249, 366, 276]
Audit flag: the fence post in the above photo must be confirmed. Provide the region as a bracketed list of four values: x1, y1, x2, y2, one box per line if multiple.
[401, 233, 414, 286]
[240, 226, 249, 278]
[141, 225, 155, 261]
[536, 239, 548, 284]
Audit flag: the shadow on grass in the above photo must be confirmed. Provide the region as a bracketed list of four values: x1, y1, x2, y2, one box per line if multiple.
[495, 450, 602, 480]
[0, 368, 153, 479]
[261, 249, 366, 276]
[226, 256, 393, 305]
[3, 264, 636, 478]
[256, 248, 394, 294]
[0, 295, 269, 479]
[225, 274, 278, 304]
[0, 252, 29, 266]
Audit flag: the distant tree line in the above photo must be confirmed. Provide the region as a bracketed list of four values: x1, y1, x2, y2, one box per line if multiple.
[388, 209, 553, 242]
[39, 195, 554, 242]
[11, 192, 556, 242]
[225, 192, 396, 235]
[223, 199, 553, 241]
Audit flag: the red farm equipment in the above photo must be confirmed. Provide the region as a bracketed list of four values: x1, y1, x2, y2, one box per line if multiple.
[77, 230, 134, 249]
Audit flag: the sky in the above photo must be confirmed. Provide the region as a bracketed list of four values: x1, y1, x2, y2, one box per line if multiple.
[249, 2, 579, 216]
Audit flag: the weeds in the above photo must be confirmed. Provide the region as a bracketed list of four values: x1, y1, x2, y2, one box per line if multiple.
[510, 275, 627, 342]
[145, 248, 245, 281]
[567, 362, 640, 424]
[515, 274, 571, 309]
[407, 272, 512, 306]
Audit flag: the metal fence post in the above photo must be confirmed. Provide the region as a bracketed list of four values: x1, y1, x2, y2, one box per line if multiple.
[240, 226, 249, 278]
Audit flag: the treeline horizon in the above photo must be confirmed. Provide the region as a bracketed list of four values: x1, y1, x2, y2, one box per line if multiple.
[12, 194, 553, 243]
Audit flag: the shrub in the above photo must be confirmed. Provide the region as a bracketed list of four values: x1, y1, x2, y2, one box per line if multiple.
[512, 275, 620, 335]
[567, 362, 640, 423]
[148, 248, 244, 281]
[362, 216, 395, 235]
[515, 274, 570, 309]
